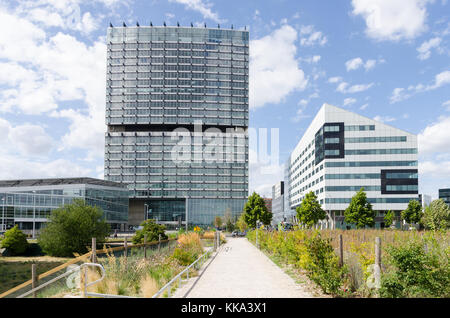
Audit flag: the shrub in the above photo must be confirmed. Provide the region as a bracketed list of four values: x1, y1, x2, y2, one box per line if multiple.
[38, 199, 110, 257]
[1, 226, 28, 255]
[304, 233, 347, 296]
[380, 239, 450, 298]
[421, 199, 450, 231]
[172, 232, 203, 266]
[133, 219, 168, 244]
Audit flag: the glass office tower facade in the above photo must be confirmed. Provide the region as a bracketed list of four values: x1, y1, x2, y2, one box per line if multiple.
[0, 178, 129, 236]
[286, 103, 419, 229]
[439, 189, 450, 207]
[104, 25, 249, 227]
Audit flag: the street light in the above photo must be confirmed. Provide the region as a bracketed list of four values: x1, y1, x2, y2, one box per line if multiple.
[1, 196, 5, 233]
[185, 196, 188, 232]
[144, 203, 149, 221]
[32, 191, 36, 238]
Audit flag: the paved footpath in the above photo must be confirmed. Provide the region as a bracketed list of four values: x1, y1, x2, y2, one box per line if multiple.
[172, 237, 314, 298]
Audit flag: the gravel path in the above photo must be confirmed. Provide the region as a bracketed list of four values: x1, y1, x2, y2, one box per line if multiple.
[173, 237, 314, 298]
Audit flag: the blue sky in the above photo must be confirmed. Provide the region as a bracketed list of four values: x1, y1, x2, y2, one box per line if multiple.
[0, 0, 449, 199]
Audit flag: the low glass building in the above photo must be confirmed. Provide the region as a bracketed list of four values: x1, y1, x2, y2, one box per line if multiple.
[439, 188, 450, 207]
[0, 178, 129, 236]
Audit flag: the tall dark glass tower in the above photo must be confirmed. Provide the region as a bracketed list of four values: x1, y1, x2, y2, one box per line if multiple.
[104, 25, 249, 227]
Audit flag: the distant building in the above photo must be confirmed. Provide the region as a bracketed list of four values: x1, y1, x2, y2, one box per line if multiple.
[0, 178, 129, 237]
[439, 188, 450, 207]
[419, 194, 432, 207]
[271, 181, 284, 225]
[262, 198, 272, 215]
[285, 103, 418, 230]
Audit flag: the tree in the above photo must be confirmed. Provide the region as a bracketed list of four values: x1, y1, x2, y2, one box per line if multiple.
[401, 200, 423, 226]
[344, 188, 375, 229]
[296, 191, 326, 228]
[384, 210, 395, 228]
[38, 199, 110, 257]
[243, 192, 272, 227]
[133, 219, 167, 244]
[214, 216, 223, 228]
[1, 226, 28, 255]
[421, 199, 450, 231]
[223, 208, 234, 232]
[236, 213, 248, 232]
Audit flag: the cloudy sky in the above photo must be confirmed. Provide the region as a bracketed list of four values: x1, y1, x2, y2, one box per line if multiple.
[0, 0, 449, 199]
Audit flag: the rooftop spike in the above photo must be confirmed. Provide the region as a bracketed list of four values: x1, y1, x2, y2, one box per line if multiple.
[123, 22, 126, 27]
[163, 21, 166, 27]
[109, 22, 113, 28]
[136, 21, 140, 27]
[190, 22, 193, 27]
[150, 21, 153, 26]
[177, 21, 180, 27]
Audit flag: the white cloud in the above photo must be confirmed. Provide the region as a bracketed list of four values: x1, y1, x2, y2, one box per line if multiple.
[345, 57, 384, 71]
[169, 0, 225, 23]
[250, 25, 308, 109]
[343, 97, 357, 106]
[336, 82, 374, 94]
[390, 70, 450, 103]
[360, 103, 369, 110]
[249, 161, 284, 197]
[345, 57, 363, 71]
[301, 55, 321, 64]
[417, 37, 443, 60]
[351, 0, 432, 41]
[328, 76, 343, 83]
[299, 25, 327, 46]
[418, 116, 450, 154]
[373, 115, 396, 123]
[443, 100, 450, 110]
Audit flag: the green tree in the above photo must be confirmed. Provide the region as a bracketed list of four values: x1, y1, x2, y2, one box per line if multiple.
[296, 191, 326, 228]
[1, 225, 28, 255]
[38, 199, 110, 257]
[132, 219, 167, 244]
[236, 213, 248, 232]
[384, 210, 395, 228]
[421, 199, 450, 231]
[401, 200, 423, 226]
[243, 192, 272, 227]
[214, 216, 223, 228]
[344, 188, 375, 229]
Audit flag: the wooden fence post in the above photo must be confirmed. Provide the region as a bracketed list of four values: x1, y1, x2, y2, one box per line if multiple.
[339, 234, 344, 267]
[158, 234, 161, 252]
[91, 237, 97, 263]
[374, 237, 381, 289]
[31, 264, 38, 298]
[144, 235, 147, 258]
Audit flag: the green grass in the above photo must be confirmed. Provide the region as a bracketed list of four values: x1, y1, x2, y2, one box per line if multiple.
[0, 261, 63, 294]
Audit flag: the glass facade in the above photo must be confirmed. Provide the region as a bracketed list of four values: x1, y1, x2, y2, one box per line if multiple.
[0, 178, 129, 235]
[104, 26, 249, 226]
[439, 188, 450, 207]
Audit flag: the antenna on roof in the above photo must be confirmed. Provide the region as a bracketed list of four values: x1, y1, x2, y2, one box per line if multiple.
[244, 25, 247, 30]
[218, 24, 220, 29]
[136, 21, 140, 27]
[109, 22, 113, 28]
[204, 22, 206, 28]
[177, 21, 180, 27]
[190, 22, 193, 27]
[150, 21, 153, 26]
[163, 21, 166, 27]
[231, 24, 233, 29]
[123, 22, 126, 27]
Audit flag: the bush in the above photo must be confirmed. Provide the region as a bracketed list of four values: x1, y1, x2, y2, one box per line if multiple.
[380, 239, 450, 298]
[1, 226, 28, 255]
[304, 233, 347, 296]
[132, 219, 168, 244]
[172, 232, 203, 266]
[38, 199, 110, 257]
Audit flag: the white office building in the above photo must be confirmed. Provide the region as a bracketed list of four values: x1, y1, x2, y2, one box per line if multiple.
[286, 103, 419, 229]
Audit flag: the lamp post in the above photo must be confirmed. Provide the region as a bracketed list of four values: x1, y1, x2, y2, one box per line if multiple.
[185, 196, 188, 232]
[1, 196, 5, 232]
[144, 203, 149, 221]
[32, 190, 36, 238]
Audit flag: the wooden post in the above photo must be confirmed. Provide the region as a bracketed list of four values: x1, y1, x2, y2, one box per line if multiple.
[158, 234, 161, 252]
[91, 237, 97, 263]
[339, 234, 344, 267]
[144, 235, 147, 258]
[31, 264, 38, 298]
[374, 237, 381, 289]
[124, 237, 128, 259]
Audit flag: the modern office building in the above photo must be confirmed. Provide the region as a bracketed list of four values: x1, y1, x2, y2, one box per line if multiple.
[0, 178, 129, 236]
[438, 188, 450, 207]
[271, 181, 284, 225]
[419, 193, 432, 207]
[286, 103, 419, 229]
[262, 197, 272, 214]
[104, 24, 249, 228]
